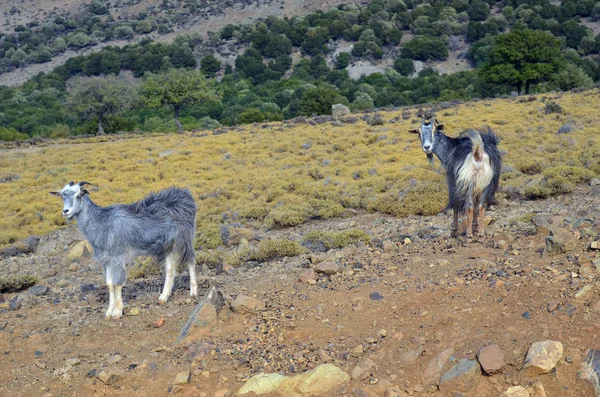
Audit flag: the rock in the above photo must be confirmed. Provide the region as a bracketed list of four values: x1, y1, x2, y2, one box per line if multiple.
[153, 318, 165, 328]
[332, 104, 351, 118]
[231, 294, 265, 315]
[477, 344, 505, 374]
[0, 293, 4, 303]
[527, 382, 547, 397]
[400, 345, 424, 363]
[522, 340, 563, 376]
[590, 178, 600, 187]
[67, 240, 93, 261]
[66, 358, 81, 366]
[591, 241, 600, 250]
[173, 370, 191, 385]
[384, 388, 409, 397]
[557, 122, 574, 134]
[0, 235, 40, 258]
[501, 386, 530, 397]
[439, 359, 481, 393]
[382, 240, 397, 252]
[423, 348, 454, 386]
[176, 286, 224, 344]
[214, 389, 230, 397]
[9, 295, 22, 311]
[97, 367, 126, 385]
[107, 354, 122, 364]
[350, 345, 364, 358]
[34, 350, 44, 357]
[27, 285, 48, 296]
[370, 292, 384, 301]
[544, 228, 577, 254]
[128, 307, 140, 316]
[578, 349, 600, 396]
[575, 285, 594, 301]
[351, 358, 376, 380]
[314, 262, 342, 275]
[188, 342, 214, 362]
[238, 363, 350, 396]
[299, 269, 317, 284]
[547, 301, 559, 312]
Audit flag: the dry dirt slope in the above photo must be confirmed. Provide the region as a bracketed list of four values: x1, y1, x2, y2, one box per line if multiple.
[2, 181, 600, 397]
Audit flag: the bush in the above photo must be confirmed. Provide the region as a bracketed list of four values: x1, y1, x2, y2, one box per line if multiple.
[68, 32, 90, 48]
[301, 229, 370, 251]
[335, 52, 350, 69]
[135, 19, 154, 34]
[200, 54, 222, 77]
[544, 101, 563, 114]
[114, 25, 135, 39]
[239, 109, 266, 124]
[250, 239, 305, 262]
[393, 57, 414, 76]
[48, 124, 71, 138]
[401, 35, 448, 61]
[0, 275, 38, 293]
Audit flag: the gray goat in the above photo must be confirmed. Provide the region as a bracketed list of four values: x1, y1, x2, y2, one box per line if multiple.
[50, 182, 197, 319]
[409, 116, 502, 239]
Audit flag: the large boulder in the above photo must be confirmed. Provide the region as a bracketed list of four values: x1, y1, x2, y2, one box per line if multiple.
[522, 340, 563, 376]
[332, 104, 351, 118]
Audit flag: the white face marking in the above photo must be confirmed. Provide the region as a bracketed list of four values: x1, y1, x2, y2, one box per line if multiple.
[420, 122, 435, 154]
[56, 183, 84, 219]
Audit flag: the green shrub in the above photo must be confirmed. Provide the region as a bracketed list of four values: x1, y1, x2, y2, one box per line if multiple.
[302, 229, 371, 251]
[0, 275, 38, 293]
[250, 239, 305, 261]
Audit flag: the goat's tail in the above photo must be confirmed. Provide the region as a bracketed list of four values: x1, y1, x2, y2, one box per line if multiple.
[465, 130, 485, 163]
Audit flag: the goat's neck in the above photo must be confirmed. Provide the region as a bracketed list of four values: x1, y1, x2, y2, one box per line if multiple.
[74, 196, 102, 239]
[432, 131, 455, 168]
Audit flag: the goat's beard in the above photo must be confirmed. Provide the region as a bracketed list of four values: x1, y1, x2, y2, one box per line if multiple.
[427, 153, 434, 167]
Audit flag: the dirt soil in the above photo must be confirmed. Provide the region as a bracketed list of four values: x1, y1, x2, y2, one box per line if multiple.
[2, 184, 600, 397]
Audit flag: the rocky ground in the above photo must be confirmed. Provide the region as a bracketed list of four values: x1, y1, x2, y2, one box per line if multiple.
[2, 183, 600, 397]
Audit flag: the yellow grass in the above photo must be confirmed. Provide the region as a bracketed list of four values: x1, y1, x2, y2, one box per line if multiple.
[1, 90, 600, 250]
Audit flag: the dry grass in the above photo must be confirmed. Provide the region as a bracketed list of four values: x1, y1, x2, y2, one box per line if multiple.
[1, 90, 600, 256]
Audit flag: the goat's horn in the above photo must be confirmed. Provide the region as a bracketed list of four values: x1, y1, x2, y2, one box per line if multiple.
[78, 181, 96, 187]
[68, 181, 75, 186]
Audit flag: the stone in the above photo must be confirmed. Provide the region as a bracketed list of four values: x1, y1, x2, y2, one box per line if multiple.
[591, 241, 600, 250]
[501, 386, 530, 397]
[153, 318, 165, 328]
[477, 344, 505, 374]
[97, 367, 126, 385]
[350, 345, 364, 358]
[0, 293, 4, 303]
[400, 345, 424, 363]
[384, 388, 409, 397]
[128, 307, 140, 316]
[439, 359, 481, 393]
[575, 285, 594, 301]
[332, 104, 351, 118]
[314, 262, 342, 275]
[422, 348, 454, 386]
[557, 122, 574, 134]
[351, 358, 376, 380]
[27, 285, 48, 296]
[238, 363, 350, 396]
[214, 389, 229, 397]
[544, 228, 577, 254]
[547, 301, 559, 312]
[188, 342, 214, 362]
[527, 382, 547, 397]
[66, 358, 81, 366]
[107, 354, 122, 364]
[173, 370, 191, 385]
[298, 270, 317, 284]
[67, 240, 93, 261]
[176, 286, 224, 343]
[231, 294, 265, 315]
[9, 295, 22, 311]
[522, 340, 563, 376]
[590, 178, 600, 187]
[578, 349, 600, 396]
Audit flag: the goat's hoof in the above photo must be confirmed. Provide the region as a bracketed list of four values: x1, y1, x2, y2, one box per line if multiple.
[190, 286, 198, 296]
[157, 298, 167, 305]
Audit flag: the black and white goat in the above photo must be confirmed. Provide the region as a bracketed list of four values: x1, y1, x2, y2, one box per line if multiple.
[409, 117, 502, 239]
[50, 182, 197, 319]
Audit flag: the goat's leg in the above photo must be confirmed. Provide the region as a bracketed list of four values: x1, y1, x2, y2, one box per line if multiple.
[472, 203, 480, 236]
[158, 254, 176, 304]
[113, 285, 124, 319]
[105, 284, 116, 319]
[451, 211, 459, 237]
[477, 206, 486, 238]
[189, 262, 198, 297]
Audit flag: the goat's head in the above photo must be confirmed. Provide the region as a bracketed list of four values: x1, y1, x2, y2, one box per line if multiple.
[49, 181, 95, 220]
[409, 116, 444, 155]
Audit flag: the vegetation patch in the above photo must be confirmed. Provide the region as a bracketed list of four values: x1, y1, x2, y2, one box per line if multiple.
[250, 239, 305, 262]
[129, 257, 161, 280]
[0, 275, 38, 293]
[302, 229, 371, 252]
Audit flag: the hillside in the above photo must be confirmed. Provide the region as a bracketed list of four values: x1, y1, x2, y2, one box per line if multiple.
[1, 92, 600, 396]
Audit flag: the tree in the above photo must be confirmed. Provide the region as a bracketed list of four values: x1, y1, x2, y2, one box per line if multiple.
[468, 0, 490, 22]
[141, 69, 219, 133]
[401, 35, 448, 61]
[298, 85, 339, 116]
[480, 30, 563, 94]
[393, 57, 414, 76]
[200, 54, 222, 77]
[335, 52, 350, 69]
[66, 75, 139, 135]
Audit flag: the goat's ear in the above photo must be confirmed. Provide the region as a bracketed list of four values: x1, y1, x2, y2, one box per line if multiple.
[409, 129, 419, 134]
[49, 191, 61, 197]
[436, 124, 444, 130]
[78, 188, 90, 197]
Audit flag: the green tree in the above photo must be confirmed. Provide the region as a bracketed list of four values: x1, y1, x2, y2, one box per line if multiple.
[401, 35, 448, 61]
[298, 85, 339, 116]
[468, 0, 490, 22]
[480, 30, 563, 94]
[335, 52, 350, 69]
[66, 75, 139, 135]
[200, 54, 222, 77]
[393, 57, 414, 76]
[141, 69, 219, 133]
